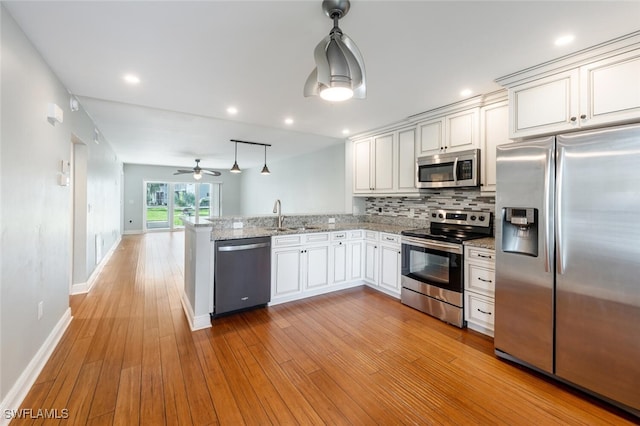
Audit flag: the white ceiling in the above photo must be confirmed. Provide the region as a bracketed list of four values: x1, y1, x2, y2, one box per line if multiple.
[4, 1, 640, 170]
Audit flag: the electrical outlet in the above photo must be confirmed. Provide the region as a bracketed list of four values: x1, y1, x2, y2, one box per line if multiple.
[233, 222, 243, 229]
[38, 301, 43, 320]
[328, 217, 335, 224]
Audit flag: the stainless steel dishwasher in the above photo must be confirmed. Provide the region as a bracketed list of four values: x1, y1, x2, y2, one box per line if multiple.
[214, 237, 271, 317]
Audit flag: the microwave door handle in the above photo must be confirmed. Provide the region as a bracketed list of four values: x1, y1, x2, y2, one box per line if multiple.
[453, 157, 459, 184]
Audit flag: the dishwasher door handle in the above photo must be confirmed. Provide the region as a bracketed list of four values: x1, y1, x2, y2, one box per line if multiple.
[218, 242, 270, 252]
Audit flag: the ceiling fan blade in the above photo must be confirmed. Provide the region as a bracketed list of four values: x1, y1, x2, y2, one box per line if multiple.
[202, 170, 221, 176]
[173, 170, 192, 175]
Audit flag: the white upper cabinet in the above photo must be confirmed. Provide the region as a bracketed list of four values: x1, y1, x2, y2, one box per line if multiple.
[418, 118, 444, 155]
[352, 127, 418, 195]
[500, 39, 640, 139]
[509, 70, 579, 138]
[353, 138, 372, 192]
[446, 108, 480, 151]
[480, 100, 510, 192]
[397, 128, 418, 192]
[580, 50, 640, 127]
[418, 109, 480, 155]
[373, 134, 394, 192]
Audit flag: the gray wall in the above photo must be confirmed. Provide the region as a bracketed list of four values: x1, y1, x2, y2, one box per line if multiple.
[239, 143, 347, 215]
[0, 6, 122, 403]
[122, 164, 242, 232]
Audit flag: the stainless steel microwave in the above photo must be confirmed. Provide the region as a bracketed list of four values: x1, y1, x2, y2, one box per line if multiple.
[416, 149, 480, 189]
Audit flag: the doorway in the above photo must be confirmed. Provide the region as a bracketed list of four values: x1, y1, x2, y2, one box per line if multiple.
[144, 181, 220, 232]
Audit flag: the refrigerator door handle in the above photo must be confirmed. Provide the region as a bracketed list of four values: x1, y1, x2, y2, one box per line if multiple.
[556, 146, 565, 275]
[543, 147, 553, 273]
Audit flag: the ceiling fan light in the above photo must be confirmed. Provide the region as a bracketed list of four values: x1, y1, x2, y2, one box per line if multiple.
[320, 85, 353, 102]
[193, 171, 202, 180]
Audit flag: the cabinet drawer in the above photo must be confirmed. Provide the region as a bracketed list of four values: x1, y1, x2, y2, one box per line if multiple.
[331, 231, 348, 241]
[365, 231, 378, 241]
[380, 233, 400, 244]
[466, 264, 495, 297]
[466, 247, 495, 266]
[465, 292, 495, 332]
[349, 230, 364, 240]
[272, 234, 302, 247]
[305, 233, 330, 244]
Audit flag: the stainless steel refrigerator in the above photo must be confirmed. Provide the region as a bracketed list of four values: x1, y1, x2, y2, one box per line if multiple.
[495, 123, 640, 416]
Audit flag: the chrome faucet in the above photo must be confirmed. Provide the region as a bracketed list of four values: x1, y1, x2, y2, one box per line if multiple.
[273, 199, 284, 228]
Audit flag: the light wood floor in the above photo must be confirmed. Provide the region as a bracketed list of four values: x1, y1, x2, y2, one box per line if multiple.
[13, 232, 637, 425]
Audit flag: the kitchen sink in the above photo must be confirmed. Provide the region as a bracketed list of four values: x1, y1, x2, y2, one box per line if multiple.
[292, 226, 321, 231]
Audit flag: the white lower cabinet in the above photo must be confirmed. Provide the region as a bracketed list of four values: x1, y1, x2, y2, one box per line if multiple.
[464, 246, 496, 336]
[364, 231, 401, 298]
[271, 230, 368, 305]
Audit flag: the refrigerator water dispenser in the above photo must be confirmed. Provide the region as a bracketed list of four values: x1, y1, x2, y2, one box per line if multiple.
[502, 207, 538, 257]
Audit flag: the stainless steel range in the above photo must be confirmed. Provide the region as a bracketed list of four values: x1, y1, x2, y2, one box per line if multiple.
[401, 209, 492, 327]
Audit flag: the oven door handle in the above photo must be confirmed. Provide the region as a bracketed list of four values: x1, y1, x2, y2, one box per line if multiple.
[401, 237, 462, 254]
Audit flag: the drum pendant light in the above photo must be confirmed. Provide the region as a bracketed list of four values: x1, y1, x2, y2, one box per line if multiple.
[304, 0, 366, 102]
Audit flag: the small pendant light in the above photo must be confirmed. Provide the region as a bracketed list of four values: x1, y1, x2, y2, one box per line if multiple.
[230, 141, 241, 173]
[261, 145, 271, 175]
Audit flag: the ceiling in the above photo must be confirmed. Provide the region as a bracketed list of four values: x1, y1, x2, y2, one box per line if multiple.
[4, 1, 640, 170]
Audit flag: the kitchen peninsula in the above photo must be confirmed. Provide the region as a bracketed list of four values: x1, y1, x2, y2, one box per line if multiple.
[181, 213, 429, 330]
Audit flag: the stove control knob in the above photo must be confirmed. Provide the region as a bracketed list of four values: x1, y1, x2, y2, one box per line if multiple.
[470, 215, 477, 221]
[431, 213, 437, 218]
[479, 215, 485, 221]
[438, 213, 444, 219]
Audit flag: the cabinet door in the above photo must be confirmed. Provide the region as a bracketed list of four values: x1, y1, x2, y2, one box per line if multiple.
[364, 241, 378, 284]
[445, 108, 480, 152]
[480, 101, 510, 192]
[373, 134, 394, 192]
[353, 138, 372, 192]
[272, 248, 302, 298]
[348, 240, 363, 281]
[379, 244, 401, 293]
[509, 69, 579, 138]
[580, 50, 640, 127]
[331, 242, 348, 285]
[418, 118, 444, 155]
[397, 128, 418, 192]
[305, 245, 329, 290]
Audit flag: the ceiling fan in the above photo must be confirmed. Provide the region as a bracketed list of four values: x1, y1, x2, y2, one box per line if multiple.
[173, 159, 221, 180]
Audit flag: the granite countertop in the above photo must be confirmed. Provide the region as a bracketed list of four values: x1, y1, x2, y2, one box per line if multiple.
[464, 237, 495, 250]
[211, 222, 410, 241]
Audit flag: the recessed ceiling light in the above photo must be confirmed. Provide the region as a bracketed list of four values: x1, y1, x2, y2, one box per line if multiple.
[555, 34, 575, 46]
[342, 129, 350, 135]
[226, 106, 238, 115]
[123, 74, 140, 85]
[460, 89, 472, 97]
[284, 117, 294, 125]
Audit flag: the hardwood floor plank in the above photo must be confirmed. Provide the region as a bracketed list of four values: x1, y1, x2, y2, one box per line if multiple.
[113, 366, 141, 426]
[11, 233, 637, 426]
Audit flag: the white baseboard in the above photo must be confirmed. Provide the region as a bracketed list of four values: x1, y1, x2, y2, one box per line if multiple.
[70, 236, 122, 295]
[179, 291, 211, 331]
[0, 308, 72, 426]
[123, 229, 142, 235]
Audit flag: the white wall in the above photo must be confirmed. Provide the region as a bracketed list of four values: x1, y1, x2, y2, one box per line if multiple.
[0, 5, 122, 408]
[122, 164, 242, 232]
[239, 143, 348, 215]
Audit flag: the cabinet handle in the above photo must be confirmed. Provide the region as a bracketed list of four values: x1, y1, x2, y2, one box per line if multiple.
[385, 236, 395, 241]
[580, 114, 586, 119]
[477, 308, 492, 315]
[570, 116, 577, 122]
[477, 254, 492, 259]
[477, 277, 493, 283]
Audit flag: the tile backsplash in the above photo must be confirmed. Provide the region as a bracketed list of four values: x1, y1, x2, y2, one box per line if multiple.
[365, 189, 495, 221]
